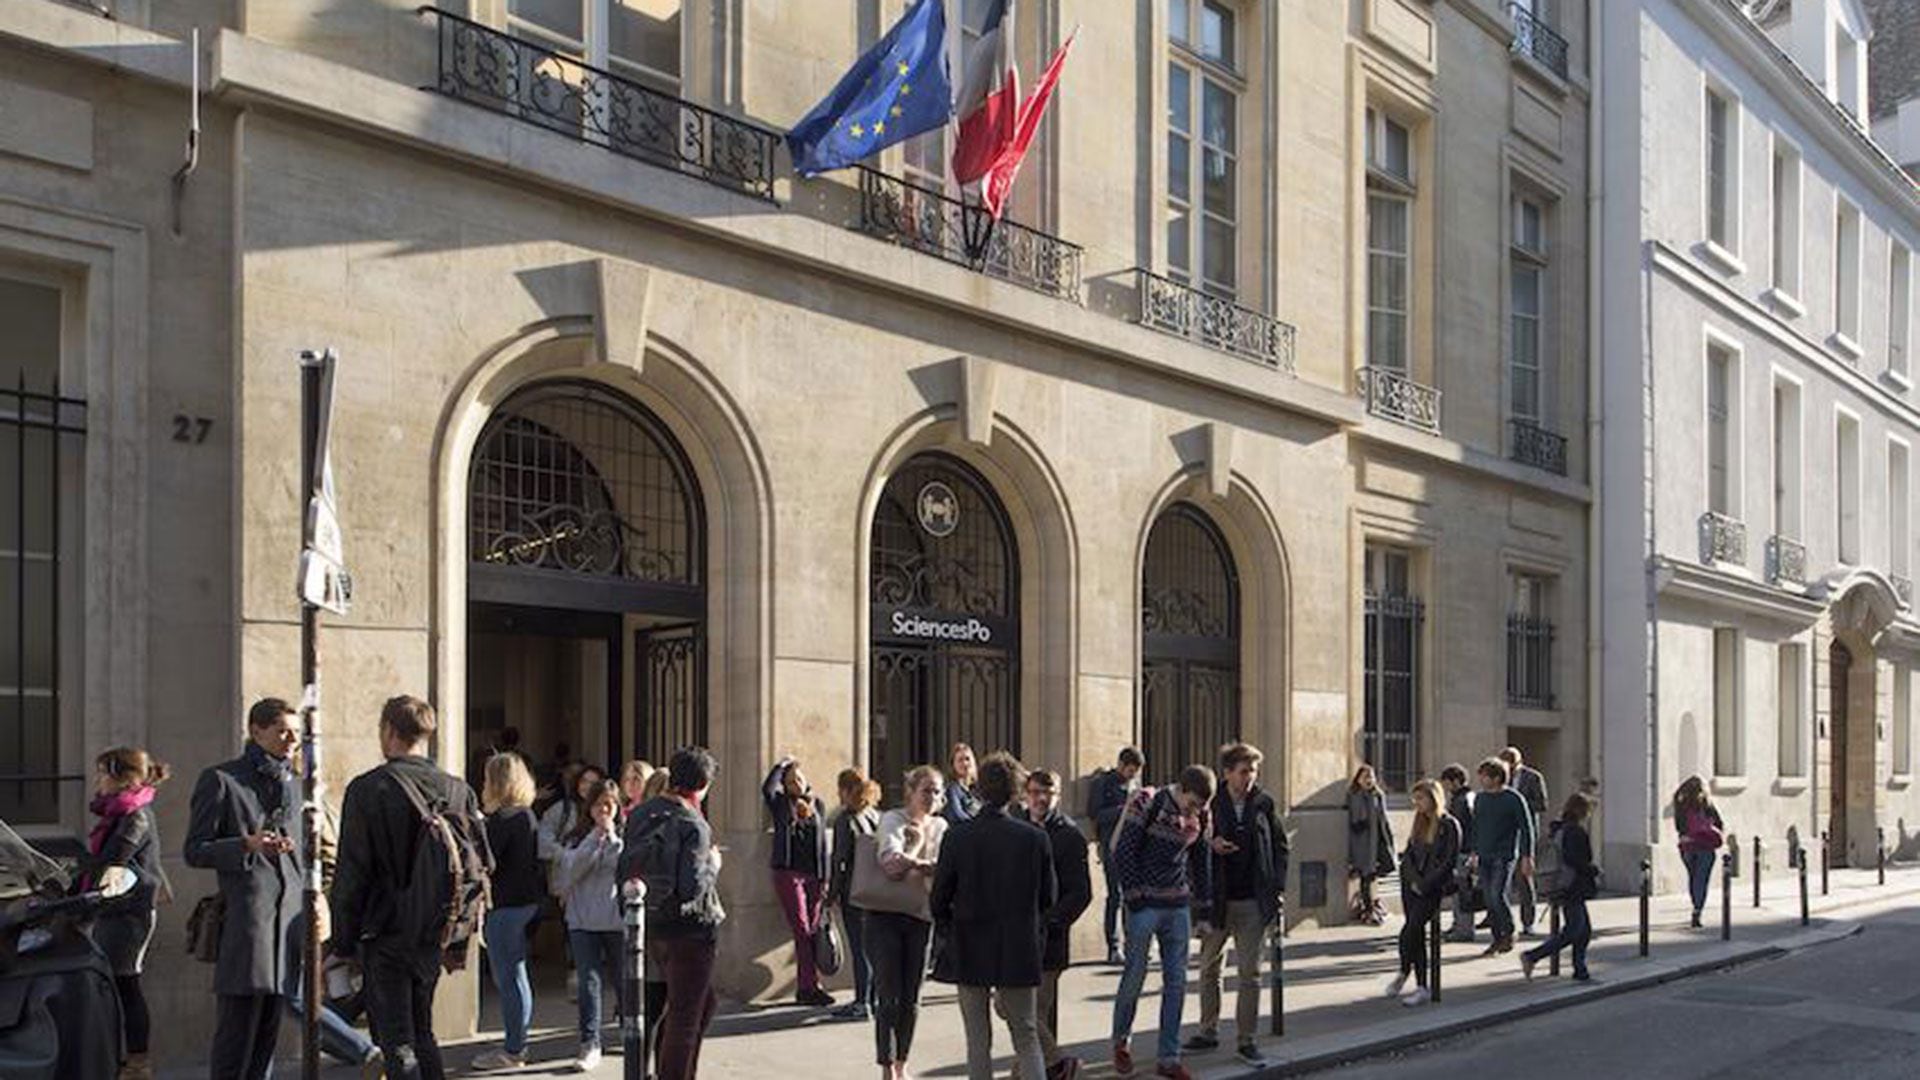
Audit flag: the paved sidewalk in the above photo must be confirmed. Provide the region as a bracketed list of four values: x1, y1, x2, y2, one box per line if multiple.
[170, 865, 1917, 1078]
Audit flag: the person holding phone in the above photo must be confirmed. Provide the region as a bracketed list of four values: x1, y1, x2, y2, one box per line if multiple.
[1186, 744, 1287, 1068]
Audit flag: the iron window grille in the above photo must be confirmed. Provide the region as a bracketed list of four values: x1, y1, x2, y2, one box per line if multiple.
[1506, 613, 1556, 709]
[1363, 590, 1423, 793]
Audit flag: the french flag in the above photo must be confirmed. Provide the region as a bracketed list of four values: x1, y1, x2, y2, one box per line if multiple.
[951, 0, 1018, 187]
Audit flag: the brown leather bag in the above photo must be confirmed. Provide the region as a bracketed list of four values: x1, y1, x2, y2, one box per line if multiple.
[184, 893, 223, 963]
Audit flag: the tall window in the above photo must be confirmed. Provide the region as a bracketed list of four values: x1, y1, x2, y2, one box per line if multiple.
[1892, 244, 1912, 382]
[1837, 411, 1860, 563]
[1892, 440, 1911, 579]
[1772, 377, 1802, 540]
[1510, 195, 1547, 423]
[1713, 627, 1743, 777]
[1898, 665, 1915, 777]
[1167, 0, 1240, 297]
[1506, 572, 1555, 709]
[1366, 107, 1414, 373]
[1835, 200, 1861, 347]
[1363, 543, 1422, 792]
[1771, 143, 1802, 300]
[904, 0, 989, 191]
[1704, 86, 1737, 253]
[1835, 28, 1862, 119]
[1707, 342, 1736, 516]
[507, 0, 682, 91]
[1777, 642, 1804, 778]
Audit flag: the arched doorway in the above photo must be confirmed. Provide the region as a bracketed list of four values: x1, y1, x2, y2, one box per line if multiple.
[465, 381, 706, 784]
[1830, 639, 1852, 865]
[1141, 503, 1240, 784]
[869, 453, 1019, 797]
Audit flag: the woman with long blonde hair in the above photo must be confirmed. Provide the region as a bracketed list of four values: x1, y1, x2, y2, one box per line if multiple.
[473, 753, 543, 1071]
[1386, 778, 1461, 1006]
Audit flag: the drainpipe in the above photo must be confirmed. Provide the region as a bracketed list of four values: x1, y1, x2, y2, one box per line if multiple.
[1585, 0, 1606, 830]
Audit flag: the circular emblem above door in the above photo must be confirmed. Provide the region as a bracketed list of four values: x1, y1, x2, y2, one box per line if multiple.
[916, 481, 960, 537]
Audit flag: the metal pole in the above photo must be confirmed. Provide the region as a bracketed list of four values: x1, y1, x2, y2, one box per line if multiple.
[1798, 846, 1810, 927]
[1638, 859, 1651, 958]
[1268, 918, 1284, 1036]
[1879, 826, 1887, 886]
[1821, 831, 1830, 896]
[1720, 849, 1733, 942]
[297, 355, 324, 1080]
[1428, 903, 1442, 1004]
[623, 880, 649, 1080]
[1548, 901, 1561, 977]
[1753, 835, 1762, 909]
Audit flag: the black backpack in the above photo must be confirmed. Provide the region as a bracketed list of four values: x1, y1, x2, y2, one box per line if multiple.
[627, 803, 689, 918]
[387, 769, 491, 971]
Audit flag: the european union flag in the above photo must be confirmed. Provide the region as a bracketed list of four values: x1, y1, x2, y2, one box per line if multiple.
[786, 0, 953, 177]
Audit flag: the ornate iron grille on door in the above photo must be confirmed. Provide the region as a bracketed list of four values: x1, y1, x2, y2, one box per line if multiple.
[869, 454, 1018, 798]
[1141, 504, 1240, 785]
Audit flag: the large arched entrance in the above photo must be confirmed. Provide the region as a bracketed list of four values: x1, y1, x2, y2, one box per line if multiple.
[868, 453, 1019, 797]
[465, 381, 706, 784]
[1141, 502, 1240, 784]
[1830, 639, 1854, 865]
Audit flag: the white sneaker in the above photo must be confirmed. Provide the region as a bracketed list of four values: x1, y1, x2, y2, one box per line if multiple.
[574, 1045, 602, 1072]
[470, 1047, 526, 1071]
[1384, 973, 1408, 999]
[1400, 987, 1430, 1007]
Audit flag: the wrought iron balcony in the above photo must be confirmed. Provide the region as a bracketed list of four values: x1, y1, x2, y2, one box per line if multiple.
[1699, 511, 1747, 566]
[855, 167, 1083, 301]
[1509, 418, 1568, 476]
[1765, 534, 1807, 586]
[422, 8, 779, 202]
[1358, 367, 1442, 434]
[1133, 269, 1297, 374]
[1509, 3, 1571, 80]
[1896, 574, 1914, 608]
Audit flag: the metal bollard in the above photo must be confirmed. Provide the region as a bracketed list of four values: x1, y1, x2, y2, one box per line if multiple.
[1879, 827, 1888, 886]
[1428, 903, 1443, 1004]
[1548, 901, 1561, 976]
[1799, 845, 1810, 927]
[622, 880, 649, 1080]
[1638, 859, 1652, 958]
[1821, 831, 1830, 896]
[1753, 835, 1763, 909]
[1268, 918, 1284, 1037]
[1721, 849, 1733, 942]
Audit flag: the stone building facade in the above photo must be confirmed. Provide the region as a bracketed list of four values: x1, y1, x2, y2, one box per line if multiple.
[0, 0, 1589, 1062]
[1596, 0, 1920, 891]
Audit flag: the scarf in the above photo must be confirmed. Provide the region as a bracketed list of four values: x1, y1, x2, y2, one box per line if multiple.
[246, 740, 295, 785]
[88, 784, 156, 857]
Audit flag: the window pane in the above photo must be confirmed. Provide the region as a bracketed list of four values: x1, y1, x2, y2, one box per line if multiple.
[1168, 133, 1191, 203]
[1511, 264, 1541, 318]
[1778, 643, 1803, 777]
[1368, 311, 1407, 372]
[1202, 148, 1234, 217]
[1168, 64, 1192, 134]
[1168, 210, 1191, 277]
[1368, 195, 1408, 255]
[1510, 367, 1539, 420]
[0, 279, 60, 385]
[1170, 0, 1191, 44]
[1714, 628, 1740, 776]
[1202, 215, 1235, 291]
[1708, 349, 1730, 514]
[510, 0, 584, 42]
[1382, 118, 1411, 182]
[609, 0, 681, 80]
[1202, 78, 1235, 153]
[1201, 0, 1234, 64]
[1707, 91, 1728, 244]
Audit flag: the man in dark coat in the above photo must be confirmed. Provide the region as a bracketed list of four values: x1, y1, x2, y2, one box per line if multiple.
[1187, 743, 1288, 1068]
[331, 695, 490, 1080]
[1500, 746, 1550, 935]
[932, 752, 1057, 1080]
[184, 697, 304, 1080]
[1085, 746, 1143, 964]
[1440, 763, 1478, 942]
[1024, 768, 1092, 1080]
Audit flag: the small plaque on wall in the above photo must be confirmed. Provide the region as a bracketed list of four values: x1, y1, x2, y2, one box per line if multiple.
[1299, 861, 1329, 910]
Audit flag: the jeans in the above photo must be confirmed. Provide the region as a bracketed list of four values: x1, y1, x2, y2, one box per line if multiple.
[1197, 898, 1266, 1043]
[771, 869, 825, 993]
[483, 904, 538, 1055]
[210, 993, 283, 1080]
[958, 984, 1045, 1080]
[1480, 857, 1517, 943]
[362, 943, 445, 1080]
[1100, 846, 1122, 954]
[841, 904, 873, 1007]
[1523, 896, 1592, 977]
[866, 911, 932, 1065]
[283, 915, 378, 1067]
[1449, 857, 1475, 934]
[1398, 891, 1441, 987]
[1683, 849, 1717, 915]
[1112, 904, 1191, 1065]
[568, 928, 622, 1048]
[654, 936, 718, 1080]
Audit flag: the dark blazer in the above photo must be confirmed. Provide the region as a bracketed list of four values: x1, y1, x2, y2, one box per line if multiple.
[1399, 814, 1463, 900]
[1034, 809, 1092, 972]
[761, 759, 829, 875]
[1550, 820, 1601, 901]
[183, 745, 304, 996]
[930, 804, 1056, 988]
[1205, 783, 1290, 926]
[621, 794, 726, 941]
[331, 755, 490, 959]
[1086, 768, 1132, 850]
[88, 804, 165, 915]
[1447, 787, 1475, 848]
[1514, 765, 1549, 818]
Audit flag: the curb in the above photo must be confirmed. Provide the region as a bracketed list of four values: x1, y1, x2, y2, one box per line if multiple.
[1247, 919, 1863, 1077]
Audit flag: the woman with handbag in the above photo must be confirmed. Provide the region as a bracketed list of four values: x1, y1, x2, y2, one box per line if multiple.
[858, 764, 948, 1080]
[828, 767, 883, 1022]
[1347, 765, 1394, 925]
[764, 756, 835, 1008]
[85, 746, 171, 1080]
[1386, 779, 1459, 1007]
[1673, 776, 1725, 928]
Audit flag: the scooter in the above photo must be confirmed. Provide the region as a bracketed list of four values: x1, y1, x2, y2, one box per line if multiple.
[0, 815, 124, 1079]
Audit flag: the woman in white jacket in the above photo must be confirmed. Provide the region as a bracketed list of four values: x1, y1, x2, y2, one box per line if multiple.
[554, 779, 625, 1072]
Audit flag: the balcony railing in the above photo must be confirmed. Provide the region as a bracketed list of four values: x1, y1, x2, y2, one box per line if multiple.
[1506, 614, 1556, 710]
[1359, 367, 1442, 434]
[1509, 418, 1569, 476]
[1765, 534, 1807, 586]
[1134, 269, 1297, 374]
[1896, 574, 1914, 608]
[855, 167, 1083, 301]
[1699, 511, 1747, 566]
[422, 8, 779, 202]
[1509, 3, 1571, 80]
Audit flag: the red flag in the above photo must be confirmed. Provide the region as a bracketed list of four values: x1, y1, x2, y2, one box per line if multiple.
[981, 30, 1075, 220]
[952, 0, 1018, 185]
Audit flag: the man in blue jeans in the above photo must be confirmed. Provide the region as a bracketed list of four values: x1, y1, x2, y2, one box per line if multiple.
[1466, 757, 1535, 955]
[1108, 765, 1214, 1080]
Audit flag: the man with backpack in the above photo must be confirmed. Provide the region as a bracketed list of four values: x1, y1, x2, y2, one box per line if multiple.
[622, 746, 726, 1080]
[331, 696, 493, 1080]
[1086, 747, 1143, 965]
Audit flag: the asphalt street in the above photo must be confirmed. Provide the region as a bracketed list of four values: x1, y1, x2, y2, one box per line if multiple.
[1317, 900, 1920, 1080]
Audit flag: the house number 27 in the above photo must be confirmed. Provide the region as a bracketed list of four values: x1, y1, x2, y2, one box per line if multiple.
[172, 415, 213, 444]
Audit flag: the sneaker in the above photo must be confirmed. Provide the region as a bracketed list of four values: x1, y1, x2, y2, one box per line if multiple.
[359, 1050, 386, 1080]
[1384, 972, 1409, 998]
[798, 987, 836, 1008]
[1399, 986, 1431, 1007]
[574, 1045, 602, 1072]
[1236, 1043, 1267, 1067]
[1112, 1043, 1135, 1077]
[470, 1048, 526, 1072]
[1520, 953, 1538, 981]
[830, 1001, 870, 1021]
[1181, 1032, 1219, 1052]
[1154, 1064, 1194, 1080]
